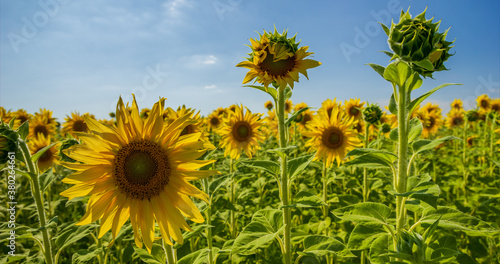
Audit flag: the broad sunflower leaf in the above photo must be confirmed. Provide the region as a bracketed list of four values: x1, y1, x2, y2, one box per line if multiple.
[16, 121, 29, 140]
[408, 117, 423, 143]
[391, 174, 440, 209]
[54, 223, 98, 255]
[241, 160, 280, 176]
[283, 190, 327, 208]
[428, 236, 460, 262]
[288, 153, 315, 181]
[300, 235, 348, 257]
[243, 85, 277, 101]
[285, 107, 309, 126]
[347, 224, 388, 250]
[407, 83, 461, 117]
[31, 142, 58, 163]
[367, 63, 386, 78]
[369, 234, 391, 264]
[344, 149, 396, 170]
[389, 93, 397, 115]
[231, 209, 284, 255]
[412, 136, 460, 155]
[72, 247, 103, 264]
[133, 244, 165, 264]
[178, 248, 220, 264]
[333, 202, 392, 226]
[383, 60, 412, 88]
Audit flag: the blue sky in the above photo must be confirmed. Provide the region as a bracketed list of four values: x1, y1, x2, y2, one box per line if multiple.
[1, 0, 499, 121]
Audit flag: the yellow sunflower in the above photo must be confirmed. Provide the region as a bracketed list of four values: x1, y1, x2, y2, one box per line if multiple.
[29, 115, 56, 139]
[421, 102, 442, 115]
[236, 29, 321, 90]
[490, 98, 500, 114]
[62, 112, 92, 138]
[345, 98, 365, 120]
[206, 110, 223, 131]
[477, 94, 491, 111]
[35, 108, 57, 126]
[418, 110, 443, 138]
[29, 134, 59, 172]
[140, 108, 151, 119]
[219, 105, 264, 160]
[450, 99, 463, 111]
[60, 96, 218, 253]
[166, 106, 206, 140]
[319, 98, 341, 118]
[12, 109, 32, 128]
[264, 101, 274, 111]
[467, 135, 478, 148]
[284, 99, 293, 114]
[304, 108, 362, 167]
[445, 109, 465, 129]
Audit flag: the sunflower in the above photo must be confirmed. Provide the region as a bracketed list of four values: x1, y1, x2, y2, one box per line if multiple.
[450, 99, 463, 111]
[264, 101, 274, 111]
[166, 106, 206, 141]
[206, 110, 223, 131]
[418, 110, 443, 138]
[304, 108, 362, 167]
[228, 104, 238, 113]
[60, 96, 218, 253]
[236, 29, 321, 90]
[345, 98, 365, 120]
[445, 109, 465, 129]
[490, 98, 500, 114]
[284, 100, 293, 114]
[35, 108, 57, 126]
[219, 105, 264, 160]
[263, 110, 278, 138]
[29, 115, 56, 139]
[319, 98, 342, 118]
[467, 135, 478, 147]
[12, 109, 32, 128]
[477, 94, 491, 111]
[29, 134, 59, 172]
[62, 112, 91, 138]
[420, 102, 442, 115]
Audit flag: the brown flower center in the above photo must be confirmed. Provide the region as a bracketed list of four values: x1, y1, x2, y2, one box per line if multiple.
[34, 124, 49, 137]
[210, 117, 221, 127]
[114, 140, 170, 200]
[232, 121, 252, 142]
[259, 48, 296, 77]
[348, 106, 359, 117]
[180, 124, 195, 136]
[72, 120, 88, 132]
[322, 127, 344, 149]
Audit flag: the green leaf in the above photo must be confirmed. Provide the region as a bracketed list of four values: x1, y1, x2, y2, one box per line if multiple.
[283, 191, 327, 208]
[369, 234, 391, 264]
[31, 142, 58, 163]
[421, 207, 497, 236]
[54, 224, 97, 256]
[407, 83, 461, 117]
[367, 63, 386, 78]
[408, 118, 423, 143]
[288, 153, 315, 180]
[178, 248, 220, 264]
[241, 160, 280, 176]
[209, 174, 231, 196]
[301, 235, 347, 257]
[285, 107, 309, 126]
[346, 148, 398, 160]
[284, 85, 293, 100]
[72, 247, 103, 264]
[344, 149, 396, 170]
[383, 61, 411, 87]
[389, 93, 397, 115]
[428, 236, 460, 262]
[243, 85, 277, 101]
[174, 224, 213, 249]
[404, 71, 423, 91]
[267, 145, 297, 159]
[347, 224, 387, 250]
[413, 59, 434, 71]
[231, 209, 284, 255]
[133, 243, 166, 264]
[333, 202, 392, 226]
[456, 253, 478, 264]
[39, 169, 56, 192]
[412, 136, 460, 155]
[16, 121, 29, 140]
[389, 128, 398, 142]
[391, 174, 440, 209]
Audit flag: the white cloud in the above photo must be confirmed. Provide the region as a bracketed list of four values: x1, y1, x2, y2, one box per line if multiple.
[182, 54, 218, 68]
[201, 55, 217, 64]
[204, 84, 216, 89]
[163, 0, 191, 17]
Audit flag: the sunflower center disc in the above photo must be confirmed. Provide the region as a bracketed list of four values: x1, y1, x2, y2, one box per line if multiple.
[425, 117, 435, 128]
[481, 100, 488, 108]
[210, 117, 220, 126]
[72, 120, 87, 132]
[259, 49, 296, 77]
[349, 107, 359, 116]
[453, 117, 462, 126]
[181, 125, 194, 136]
[114, 139, 170, 200]
[323, 128, 343, 149]
[38, 148, 52, 163]
[34, 125, 49, 137]
[233, 122, 252, 142]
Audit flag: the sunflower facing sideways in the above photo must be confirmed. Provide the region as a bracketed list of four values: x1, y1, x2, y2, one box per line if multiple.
[60, 96, 218, 253]
[62, 112, 92, 138]
[29, 133, 59, 172]
[236, 28, 321, 90]
[219, 105, 264, 160]
[304, 107, 362, 168]
[345, 98, 365, 120]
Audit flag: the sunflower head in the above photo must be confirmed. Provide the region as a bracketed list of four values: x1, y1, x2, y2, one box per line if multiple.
[491, 99, 500, 114]
[60, 95, 218, 253]
[264, 101, 274, 111]
[284, 100, 293, 114]
[467, 135, 478, 147]
[450, 99, 463, 111]
[0, 122, 18, 164]
[206, 110, 223, 131]
[236, 28, 321, 90]
[466, 110, 479, 122]
[363, 104, 383, 124]
[446, 109, 465, 128]
[345, 99, 364, 120]
[384, 7, 454, 77]
[219, 105, 264, 160]
[62, 112, 91, 138]
[29, 133, 59, 172]
[476, 94, 491, 111]
[418, 110, 443, 138]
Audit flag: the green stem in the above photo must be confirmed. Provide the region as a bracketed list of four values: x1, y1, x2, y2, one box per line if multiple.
[278, 87, 292, 264]
[229, 159, 236, 239]
[19, 140, 54, 264]
[462, 120, 468, 203]
[490, 115, 496, 177]
[363, 123, 370, 202]
[322, 162, 329, 236]
[164, 239, 176, 264]
[203, 177, 214, 264]
[395, 84, 409, 239]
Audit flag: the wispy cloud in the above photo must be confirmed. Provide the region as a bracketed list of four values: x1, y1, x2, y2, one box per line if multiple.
[204, 84, 217, 89]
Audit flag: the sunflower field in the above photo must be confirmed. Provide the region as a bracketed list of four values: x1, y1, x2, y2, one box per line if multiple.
[1, 8, 500, 264]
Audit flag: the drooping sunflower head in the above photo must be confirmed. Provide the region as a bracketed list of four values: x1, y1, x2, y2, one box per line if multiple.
[28, 115, 56, 140]
[236, 28, 321, 90]
[476, 94, 491, 111]
[29, 133, 59, 172]
[450, 99, 463, 111]
[303, 108, 362, 167]
[264, 101, 274, 111]
[219, 105, 264, 160]
[363, 103, 383, 124]
[445, 109, 465, 129]
[60, 96, 218, 253]
[345, 98, 365, 120]
[62, 112, 92, 138]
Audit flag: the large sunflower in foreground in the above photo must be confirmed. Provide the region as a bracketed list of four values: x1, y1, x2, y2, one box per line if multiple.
[219, 105, 264, 160]
[60, 96, 218, 253]
[304, 108, 362, 168]
[236, 29, 321, 90]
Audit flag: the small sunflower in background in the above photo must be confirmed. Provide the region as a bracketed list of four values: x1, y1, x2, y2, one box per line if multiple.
[35, 108, 57, 127]
[166, 105, 206, 140]
[450, 99, 463, 111]
[29, 115, 56, 139]
[62, 112, 92, 138]
[467, 135, 478, 148]
[219, 105, 264, 160]
[445, 109, 465, 129]
[264, 100, 274, 111]
[319, 98, 341, 118]
[345, 98, 365, 120]
[421, 102, 442, 116]
[12, 109, 32, 128]
[29, 134, 59, 172]
[476, 94, 491, 112]
[60, 96, 218, 253]
[418, 110, 443, 138]
[236, 28, 321, 90]
[304, 107, 362, 168]
[228, 104, 238, 113]
[206, 110, 223, 132]
[490, 98, 500, 114]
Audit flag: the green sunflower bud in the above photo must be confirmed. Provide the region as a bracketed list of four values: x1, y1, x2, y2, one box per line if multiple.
[363, 104, 383, 124]
[0, 122, 18, 164]
[383, 7, 454, 78]
[466, 110, 479, 122]
[381, 123, 391, 133]
[59, 138, 80, 163]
